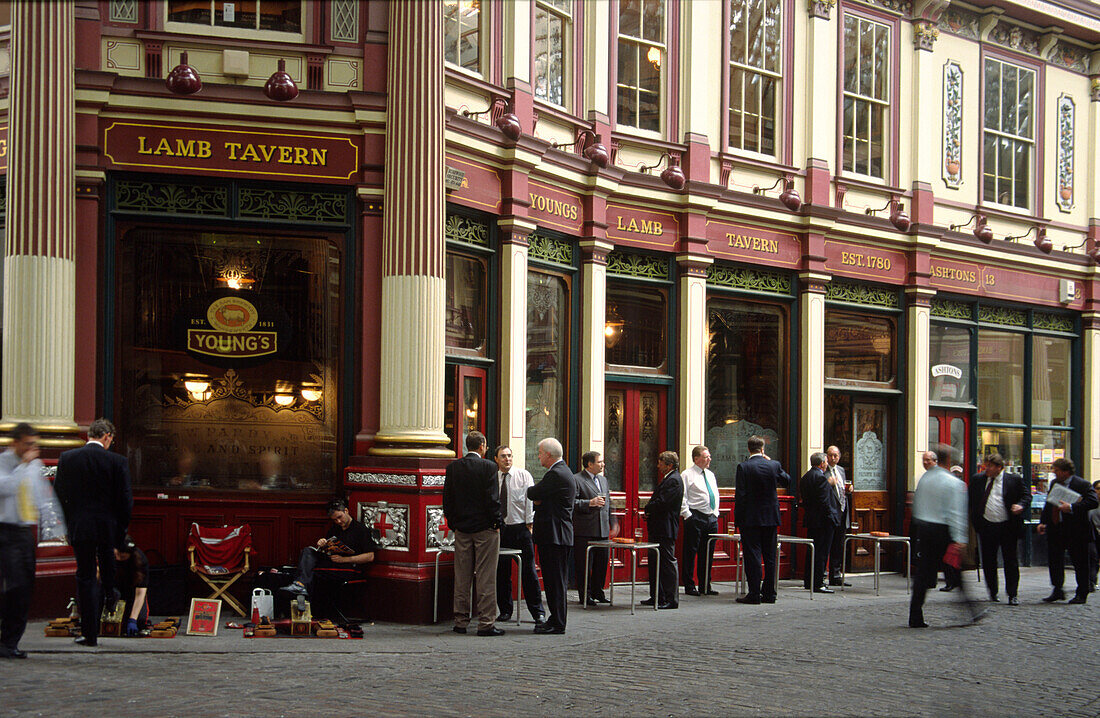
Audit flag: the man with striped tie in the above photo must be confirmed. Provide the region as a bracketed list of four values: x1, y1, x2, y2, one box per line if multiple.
[680, 446, 721, 596]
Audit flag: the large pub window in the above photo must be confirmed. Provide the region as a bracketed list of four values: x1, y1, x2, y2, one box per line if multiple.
[982, 57, 1035, 210]
[617, 0, 665, 132]
[727, 0, 782, 155]
[166, 0, 302, 34]
[841, 12, 890, 179]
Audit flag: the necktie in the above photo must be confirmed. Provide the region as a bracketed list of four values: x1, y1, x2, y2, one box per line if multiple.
[17, 473, 37, 524]
[704, 470, 717, 513]
[500, 473, 510, 523]
[982, 476, 995, 514]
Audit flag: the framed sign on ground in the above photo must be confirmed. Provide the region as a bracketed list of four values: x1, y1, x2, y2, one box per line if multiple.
[187, 598, 223, 636]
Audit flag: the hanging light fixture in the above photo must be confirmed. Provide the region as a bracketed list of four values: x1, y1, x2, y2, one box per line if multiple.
[264, 58, 299, 101]
[604, 304, 625, 349]
[864, 196, 911, 232]
[636, 153, 686, 190]
[551, 130, 610, 169]
[950, 213, 993, 244]
[1004, 225, 1052, 253]
[752, 175, 802, 212]
[165, 52, 202, 95]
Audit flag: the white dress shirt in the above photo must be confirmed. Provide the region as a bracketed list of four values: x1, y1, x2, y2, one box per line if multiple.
[499, 467, 535, 526]
[983, 470, 1008, 523]
[680, 463, 720, 519]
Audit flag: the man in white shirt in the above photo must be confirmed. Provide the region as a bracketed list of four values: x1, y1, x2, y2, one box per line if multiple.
[680, 445, 720, 596]
[492, 446, 545, 625]
[824, 446, 852, 587]
[967, 453, 1029, 604]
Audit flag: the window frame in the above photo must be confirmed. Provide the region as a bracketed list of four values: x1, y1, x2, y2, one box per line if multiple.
[980, 52, 1040, 213]
[164, 0, 306, 41]
[443, 0, 487, 78]
[532, 0, 575, 111]
[836, 6, 899, 185]
[612, 0, 674, 139]
[722, 0, 789, 161]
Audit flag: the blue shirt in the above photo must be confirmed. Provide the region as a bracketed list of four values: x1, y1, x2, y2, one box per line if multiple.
[912, 465, 968, 544]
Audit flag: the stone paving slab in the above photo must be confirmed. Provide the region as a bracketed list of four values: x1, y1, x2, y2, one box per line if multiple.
[2, 566, 1097, 717]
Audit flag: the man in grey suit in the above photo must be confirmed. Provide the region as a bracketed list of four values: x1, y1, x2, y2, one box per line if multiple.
[572, 451, 611, 606]
[528, 438, 575, 634]
[824, 445, 852, 587]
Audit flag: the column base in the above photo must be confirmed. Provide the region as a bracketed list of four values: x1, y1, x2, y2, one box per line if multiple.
[0, 422, 83, 450]
[368, 432, 454, 458]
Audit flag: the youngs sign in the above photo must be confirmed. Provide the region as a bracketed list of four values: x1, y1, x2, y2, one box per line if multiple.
[175, 291, 292, 368]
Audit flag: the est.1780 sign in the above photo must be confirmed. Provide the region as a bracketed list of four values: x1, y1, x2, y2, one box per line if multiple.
[175, 291, 292, 368]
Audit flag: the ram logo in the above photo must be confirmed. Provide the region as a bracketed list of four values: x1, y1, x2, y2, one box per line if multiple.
[207, 297, 259, 334]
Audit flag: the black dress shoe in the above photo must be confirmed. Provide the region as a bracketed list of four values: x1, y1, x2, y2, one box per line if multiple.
[533, 623, 564, 634]
[684, 587, 701, 597]
[74, 636, 97, 647]
[0, 647, 27, 659]
[591, 593, 611, 604]
[939, 585, 956, 592]
[657, 602, 678, 609]
[477, 626, 506, 636]
[639, 597, 656, 606]
[1067, 595, 1088, 605]
[497, 612, 512, 623]
[761, 596, 776, 603]
[813, 586, 835, 594]
[988, 595, 1000, 603]
[1042, 590, 1065, 603]
[705, 589, 720, 596]
[735, 595, 760, 605]
[830, 580, 852, 587]
[1007, 597, 1019, 605]
[452, 626, 468, 634]
[909, 620, 929, 628]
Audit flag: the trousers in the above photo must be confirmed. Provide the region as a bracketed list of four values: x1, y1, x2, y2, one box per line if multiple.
[453, 528, 499, 629]
[0, 524, 36, 650]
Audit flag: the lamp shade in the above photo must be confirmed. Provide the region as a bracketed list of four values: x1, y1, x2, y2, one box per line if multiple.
[889, 204, 911, 232]
[974, 217, 994, 243]
[496, 111, 522, 142]
[582, 135, 610, 168]
[660, 155, 686, 190]
[166, 52, 202, 95]
[264, 59, 299, 101]
[1033, 228, 1052, 253]
[779, 182, 802, 212]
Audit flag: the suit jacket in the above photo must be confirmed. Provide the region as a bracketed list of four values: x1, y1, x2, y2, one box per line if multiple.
[1040, 474, 1099, 541]
[734, 454, 791, 528]
[442, 452, 501, 534]
[572, 470, 610, 539]
[528, 460, 576, 546]
[968, 470, 1031, 536]
[54, 442, 132, 547]
[645, 470, 684, 540]
[800, 467, 842, 529]
[825, 463, 850, 528]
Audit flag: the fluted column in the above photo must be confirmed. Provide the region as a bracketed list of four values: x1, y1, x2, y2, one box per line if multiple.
[905, 288, 935, 489]
[498, 219, 535, 469]
[2, 1, 80, 445]
[370, 2, 451, 456]
[579, 240, 612, 459]
[799, 274, 829, 464]
[677, 255, 712, 463]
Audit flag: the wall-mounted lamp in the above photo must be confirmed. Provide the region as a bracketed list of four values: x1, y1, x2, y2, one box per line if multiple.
[166, 52, 202, 95]
[604, 304, 625, 348]
[1061, 237, 1100, 262]
[461, 99, 522, 142]
[1005, 225, 1051, 253]
[300, 387, 322, 402]
[183, 379, 211, 402]
[264, 58, 299, 101]
[752, 175, 801, 212]
[551, 130, 609, 169]
[949, 213, 993, 244]
[637, 153, 686, 190]
[864, 196, 911, 232]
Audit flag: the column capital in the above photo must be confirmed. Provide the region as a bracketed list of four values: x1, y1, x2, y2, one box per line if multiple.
[799, 271, 831, 293]
[676, 253, 713, 278]
[905, 287, 937, 306]
[497, 216, 538, 245]
[579, 239, 614, 264]
[1081, 312, 1100, 332]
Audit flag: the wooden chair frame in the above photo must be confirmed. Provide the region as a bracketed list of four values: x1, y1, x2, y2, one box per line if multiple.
[188, 544, 252, 617]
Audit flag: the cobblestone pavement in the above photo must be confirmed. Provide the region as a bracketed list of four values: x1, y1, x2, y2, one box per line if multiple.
[2, 567, 1097, 717]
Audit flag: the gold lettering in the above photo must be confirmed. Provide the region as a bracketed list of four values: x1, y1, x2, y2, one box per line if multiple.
[173, 139, 197, 157]
[155, 138, 172, 155]
[225, 142, 241, 160]
[293, 147, 309, 164]
[310, 148, 327, 165]
[196, 140, 211, 158]
[725, 233, 778, 254]
[279, 146, 293, 163]
[240, 144, 260, 162]
[528, 192, 579, 221]
[259, 145, 277, 162]
[138, 136, 152, 155]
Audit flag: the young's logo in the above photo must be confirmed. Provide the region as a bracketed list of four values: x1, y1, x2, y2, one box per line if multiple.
[207, 297, 258, 333]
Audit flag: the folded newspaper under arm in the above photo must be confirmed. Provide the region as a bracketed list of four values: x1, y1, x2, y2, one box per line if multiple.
[1046, 483, 1082, 506]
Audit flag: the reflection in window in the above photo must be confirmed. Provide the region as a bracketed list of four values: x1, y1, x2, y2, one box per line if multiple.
[977, 426, 1024, 478]
[977, 328, 1024, 424]
[444, 0, 481, 73]
[445, 253, 487, 353]
[617, 0, 664, 132]
[116, 228, 340, 491]
[842, 14, 889, 178]
[982, 58, 1034, 209]
[705, 300, 785, 485]
[535, 0, 571, 106]
[929, 324, 971, 403]
[824, 310, 895, 386]
[728, 0, 782, 155]
[167, 0, 302, 33]
[1028, 428, 1070, 497]
[1032, 336, 1070, 427]
[526, 272, 569, 478]
[605, 284, 666, 369]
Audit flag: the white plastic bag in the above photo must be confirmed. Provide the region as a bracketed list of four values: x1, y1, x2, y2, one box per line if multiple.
[251, 588, 274, 621]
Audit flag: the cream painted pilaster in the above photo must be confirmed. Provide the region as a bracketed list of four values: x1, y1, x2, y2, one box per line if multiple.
[501, 0, 532, 86]
[1089, 83, 1100, 219]
[677, 255, 712, 463]
[909, 35, 943, 187]
[905, 288, 936, 489]
[678, 0, 722, 141]
[1082, 318, 1100, 481]
[579, 241, 612, 459]
[498, 220, 536, 469]
[582, 0, 610, 117]
[2, 1, 80, 444]
[802, 4, 838, 163]
[799, 274, 829, 464]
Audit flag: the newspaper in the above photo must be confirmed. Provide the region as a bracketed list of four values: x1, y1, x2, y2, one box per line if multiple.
[1046, 482, 1081, 506]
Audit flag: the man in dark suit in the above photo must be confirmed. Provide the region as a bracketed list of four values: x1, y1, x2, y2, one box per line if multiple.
[54, 418, 132, 647]
[572, 451, 611, 606]
[643, 451, 684, 610]
[734, 435, 791, 604]
[442, 430, 503, 636]
[527, 437, 575, 634]
[800, 452, 841, 593]
[968, 453, 1030, 604]
[824, 445, 852, 587]
[1038, 458, 1099, 604]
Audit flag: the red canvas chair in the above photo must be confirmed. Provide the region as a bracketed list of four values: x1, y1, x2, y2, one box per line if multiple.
[187, 523, 253, 616]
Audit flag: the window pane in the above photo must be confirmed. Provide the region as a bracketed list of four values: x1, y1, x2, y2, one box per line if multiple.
[842, 97, 854, 172]
[617, 84, 636, 126]
[639, 46, 661, 93]
[843, 17, 857, 93]
[445, 253, 487, 352]
[730, 7, 746, 63]
[869, 104, 883, 178]
[763, 0, 781, 73]
[618, 40, 637, 88]
[639, 89, 661, 131]
[1029, 429, 1070, 498]
[606, 284, 667, 368]
[526, 272, 568, 479]
[259, 0, 300, 32]
[744, 71, 760, 152]
[856, 100, 870, 175]
[983, 137, 996, 201]
[1013, 141, 1029, 208]
[760, 75, 776, 155]
[873, 23, 888, 100]
[215, 0, 254, 29]
[169, 0, 211, 24]
[459, 1, 480, 71]
[997, 137, 1013, 204]
[977, 328, 1024, 424]
[642, 0, 664, 42]
[984, 60, 1000, 131]
[859, 20, 873, 97]
[620, 0, 641, 37]
[1033, 336, 1071, 426]
[977, 426, 1025, 477]
[747, 9, 763, 68]
[929, 324, 972, 403]
[729, 69, 744, 148]
[534, 9, 550, 100]
[706, 299, 786, 486]
[1002, 65, 1017, 134]
[1018, 70, 1033, 137]
[824, 310, 896, 385]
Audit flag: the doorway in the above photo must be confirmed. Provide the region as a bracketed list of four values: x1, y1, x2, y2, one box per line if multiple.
[604, 384, 667, 547]
[929, 409, 972, 479]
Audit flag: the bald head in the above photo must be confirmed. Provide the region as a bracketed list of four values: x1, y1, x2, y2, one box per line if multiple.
[922, 451, 936, 470]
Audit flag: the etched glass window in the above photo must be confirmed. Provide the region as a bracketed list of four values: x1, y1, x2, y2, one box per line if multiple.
[982, 58, 1034, 209]
[929, 324, 972, 403]
[444, 0, 481, 73]
[728, 0, 781, 155]
[841, 14, 889, 178]
[329, 0, 359, 42]
[110, 0, 139, 23]
[526, 271, 570, 477]
[167, 1, 302, 33]
[534, 0, 571, 107]
[617, 0, 665, 132]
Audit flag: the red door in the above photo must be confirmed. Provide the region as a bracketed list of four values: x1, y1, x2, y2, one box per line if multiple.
[929, 409, 972, 480]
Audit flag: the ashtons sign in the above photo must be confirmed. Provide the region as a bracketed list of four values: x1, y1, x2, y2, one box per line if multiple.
[103, 121, 360, 181]
[931, 364, 963, 379]
[176, 292, 291, 368]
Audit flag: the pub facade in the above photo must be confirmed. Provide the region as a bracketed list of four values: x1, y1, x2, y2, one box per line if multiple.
[4, 0, 1098, 621]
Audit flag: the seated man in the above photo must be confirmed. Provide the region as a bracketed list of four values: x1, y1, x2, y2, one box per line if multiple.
[282, 498, 378, 597]
[114, 535, 150, 636]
